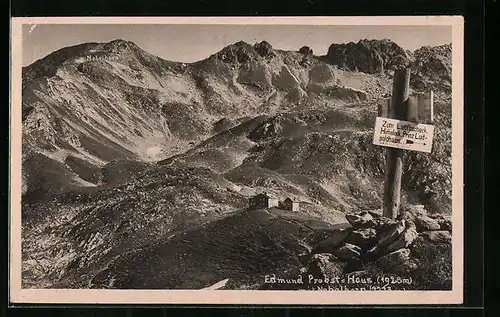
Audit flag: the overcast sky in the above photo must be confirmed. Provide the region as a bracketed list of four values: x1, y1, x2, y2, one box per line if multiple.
[22, 24, 452, 66]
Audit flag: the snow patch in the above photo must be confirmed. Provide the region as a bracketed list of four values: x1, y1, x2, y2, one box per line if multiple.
[145, 145, 165, 161]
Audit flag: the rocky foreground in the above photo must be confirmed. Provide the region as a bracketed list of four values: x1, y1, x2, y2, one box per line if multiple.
[238, 205, 453, 291]
[71, 205, 451, 291]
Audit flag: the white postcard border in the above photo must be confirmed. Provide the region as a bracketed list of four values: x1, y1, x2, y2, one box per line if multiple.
[9, 15, 465, 305]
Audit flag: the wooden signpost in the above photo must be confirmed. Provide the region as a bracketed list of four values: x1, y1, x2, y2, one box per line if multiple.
[374, 68, 435, 219]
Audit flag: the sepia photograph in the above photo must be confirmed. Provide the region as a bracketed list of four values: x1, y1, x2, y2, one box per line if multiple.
[10, 16, 464, 305]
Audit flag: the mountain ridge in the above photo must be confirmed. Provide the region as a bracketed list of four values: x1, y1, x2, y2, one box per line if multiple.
[23, 38, 452, 70]
[22, 39, 399, 164]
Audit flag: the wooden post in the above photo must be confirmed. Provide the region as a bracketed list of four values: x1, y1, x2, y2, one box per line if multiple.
[383, 68, 411, 219]
[377, 98, 390, 118]
[407, 96, 419, 122]
[407, 90, 434, 123]
[418, 90, 434, 123]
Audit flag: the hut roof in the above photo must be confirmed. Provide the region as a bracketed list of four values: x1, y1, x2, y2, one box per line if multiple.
[253, 192, 278, 199]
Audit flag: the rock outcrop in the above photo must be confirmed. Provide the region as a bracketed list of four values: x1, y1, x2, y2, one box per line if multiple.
[410, 44, 452, 91]
[306, 253, 347, 277]
[216, 41, 261, 64]
[374, 248, 411, 270]
[299, 46, 313, 56]
[332, 243, 362, 260]
[312, 226, 353, 254]
[414, 214, 441, 232]
[301, 205, 452, 287]
[254, 41, 276, 59]
[345, 228, 377, 251]
[326, 39, 410, 74]
[419, 230, 452, 243]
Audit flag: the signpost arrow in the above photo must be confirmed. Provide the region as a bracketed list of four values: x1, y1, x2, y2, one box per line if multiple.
[405, 140, 425, 145]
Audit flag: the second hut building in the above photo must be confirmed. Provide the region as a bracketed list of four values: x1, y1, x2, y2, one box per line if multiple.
[282, 197, 300, 211]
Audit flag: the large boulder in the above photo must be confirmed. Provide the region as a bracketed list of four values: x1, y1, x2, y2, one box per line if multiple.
[419, 230, 452, 244]
[347, 210, 398, 231]
[312, 227, 353, 254]
[373, 220, 406, 249]
[372, 216, 399, 231]
[401, 204, 428, 216]
[414, 214, 441, 232]
[345, 228, 377, 251]
[332, 243, 362, 261]
[390, 259, 419, 274]
[285, 87, 307, 103]
[306, 253, 347, 278]
[345, 211, 374, 229]
[374, 248, 411, 270]
[385, 220, 418, 253]
[428, 213, 452, 232]
[436, 218, 452, 232]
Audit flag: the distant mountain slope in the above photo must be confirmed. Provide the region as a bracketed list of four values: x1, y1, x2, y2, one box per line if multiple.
[21, 39, 399, 196]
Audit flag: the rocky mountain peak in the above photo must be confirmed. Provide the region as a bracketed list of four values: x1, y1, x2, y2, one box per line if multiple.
[253, 41, 275, 58]
[22, 39, 147, 82]
[214, 40, 264, 64]
[326, 39, 410, 74]
[27, 39, 140, 67]
[22, 42, 99, 80]
[414, 43, 451, 57]
[410, 43, 452, 92]
[299, 46, 314, 56]
[102, 39, 138, 52]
